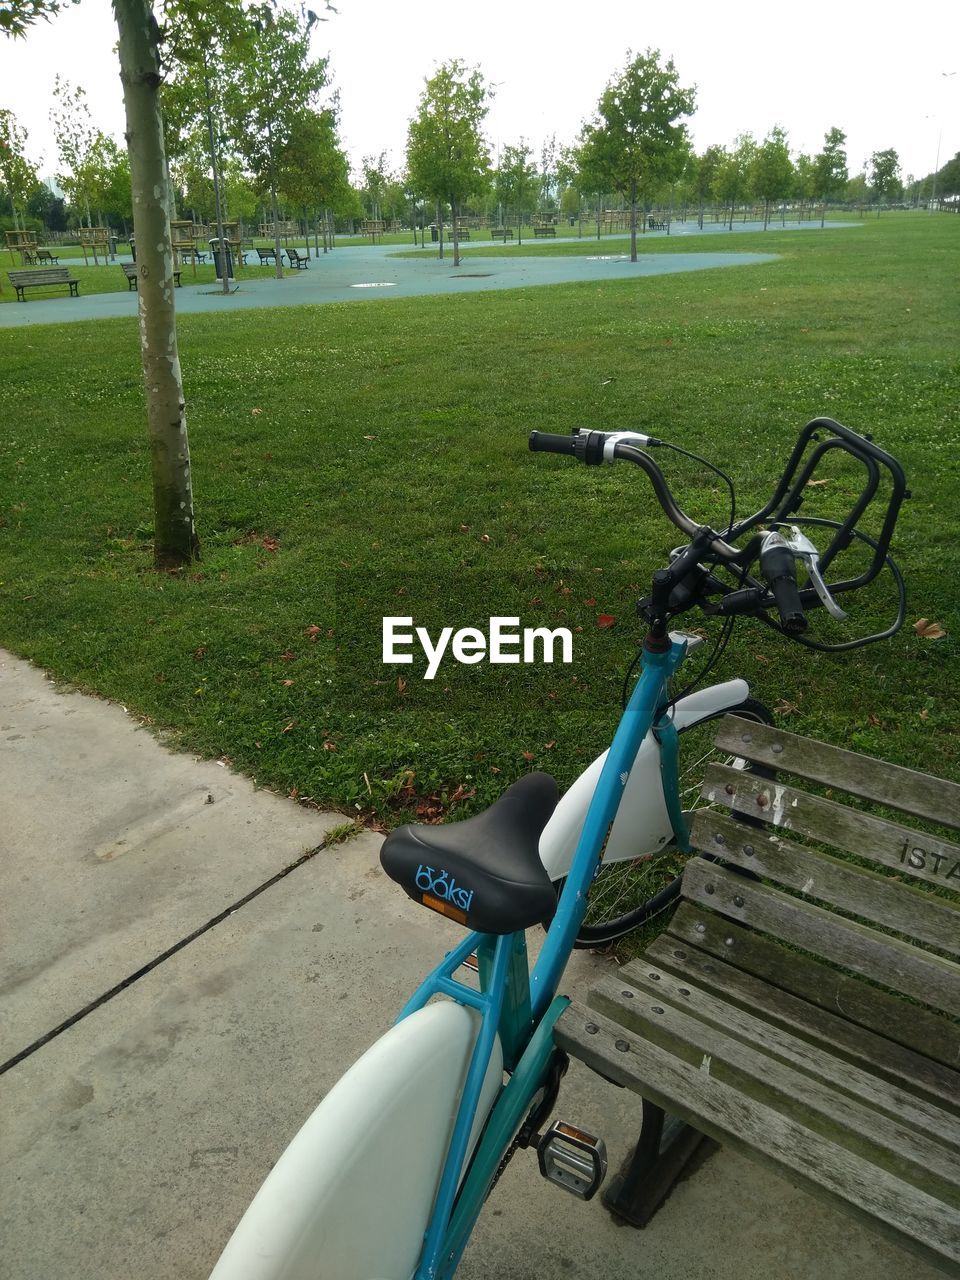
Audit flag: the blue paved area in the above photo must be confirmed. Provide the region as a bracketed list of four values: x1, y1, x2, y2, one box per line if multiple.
[0, 222, 856, 329]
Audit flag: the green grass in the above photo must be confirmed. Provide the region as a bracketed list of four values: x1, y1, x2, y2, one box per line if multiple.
[1, 212, 957, 832]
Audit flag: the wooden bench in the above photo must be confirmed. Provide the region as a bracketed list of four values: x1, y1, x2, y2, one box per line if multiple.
[648, 218, 668, 231]
[533, 224, 556, 236]
[490, 227, 514, 240]
[557, 717, 960, 1275]
[35, 248, 60, 264]
[8, 267, 80, 302]
[285, 246, 309, 269]
[255, 247, 277, 266]
[121, 262, 181, 290]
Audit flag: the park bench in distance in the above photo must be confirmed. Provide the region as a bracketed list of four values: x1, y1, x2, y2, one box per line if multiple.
[557, 716, 960, 1276]
[490, 227, 514, 240]
[255, 247, 277, 266]
[648, 218, 668, 231]
[121, 263, 181, 290]
[21, 248, 60, 265]
[285, 246, 309, 269]
[533, 224, 556, 237]
[8, 267, 79, 302]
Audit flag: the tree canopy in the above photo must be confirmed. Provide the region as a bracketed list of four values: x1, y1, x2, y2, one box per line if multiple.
[406, 58, 492, 265]
[575, 48, 695, 260]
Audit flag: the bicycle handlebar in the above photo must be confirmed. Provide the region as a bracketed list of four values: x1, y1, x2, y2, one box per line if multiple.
[759, 532, 808, 634]
[529, 419, 907, 648]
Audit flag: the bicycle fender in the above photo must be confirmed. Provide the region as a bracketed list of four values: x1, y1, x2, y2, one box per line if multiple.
[538, 678, 750, 880]
[208, 1001, 503, 1280]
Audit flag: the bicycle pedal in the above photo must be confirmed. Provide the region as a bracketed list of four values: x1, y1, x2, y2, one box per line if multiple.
[537, 1120, 607, 1200]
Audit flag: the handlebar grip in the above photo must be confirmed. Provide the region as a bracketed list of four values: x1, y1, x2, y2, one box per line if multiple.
[528, 431, 579, 456]
[760, 535, 808, 634]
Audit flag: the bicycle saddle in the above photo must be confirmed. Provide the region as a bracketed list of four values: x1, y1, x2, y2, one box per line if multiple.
[380, 772, 559, 934]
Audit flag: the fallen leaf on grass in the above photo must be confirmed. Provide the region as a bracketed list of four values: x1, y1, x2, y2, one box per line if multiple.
[775, 699, 799, 716]
[913, 618, 947, 639]
[596, 614, 616, 629]
[805, 478, 829, 488]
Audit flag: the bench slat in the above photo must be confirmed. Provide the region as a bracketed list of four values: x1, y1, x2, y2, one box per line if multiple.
[646, 926, 960, 1113]
[556, 1001, 960, 1273]
[667, 902, 960, 1069]
[691, 805, 960, 956]
[702, 762, 960, 891]
[682, 859, 960, 1017]
[594, 964, 959, 1159]
[712, 719, 960, 829]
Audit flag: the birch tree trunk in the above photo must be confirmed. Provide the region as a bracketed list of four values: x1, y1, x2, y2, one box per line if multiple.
[113, 0, 200, 569]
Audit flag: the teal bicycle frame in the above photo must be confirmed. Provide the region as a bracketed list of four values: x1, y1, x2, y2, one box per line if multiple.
[397, 635, 691, 1280]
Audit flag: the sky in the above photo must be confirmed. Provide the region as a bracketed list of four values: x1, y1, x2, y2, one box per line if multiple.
[1, 0, 958, 190]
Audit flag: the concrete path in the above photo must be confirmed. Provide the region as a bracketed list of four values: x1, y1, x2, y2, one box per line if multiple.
[0, 221, 861, 329]
[0, 647, 932, 1280]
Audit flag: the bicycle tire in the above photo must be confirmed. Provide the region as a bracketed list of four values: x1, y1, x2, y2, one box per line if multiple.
[571, 697, 774, 948]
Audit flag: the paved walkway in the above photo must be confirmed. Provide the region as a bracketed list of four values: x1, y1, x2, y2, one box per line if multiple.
[0, 221, 860, 329]
[0, 648, 934, 1280]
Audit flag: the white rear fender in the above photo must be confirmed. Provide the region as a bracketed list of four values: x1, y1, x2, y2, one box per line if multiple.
[209, 1001, 503, 1280]
[538, 678, 750, 880]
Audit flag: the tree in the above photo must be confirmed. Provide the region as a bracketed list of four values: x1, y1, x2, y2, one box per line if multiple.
[222, 6, 327, 278]
[495, 142, 538, 244]
[50, 76, 98, 226]
[813, 127, 848, 226]
[88, 133, 131, 229]
[792, 152, 816, 220]
[0, 108, 40, 232]
[360, 150, 390, 223]
[7, 0, 210, 567]
[869, 148, 901, 213]
[714, 133, 755, 230]
[576, 49, 695, 261]
[752, 125, 793, 229]
[406, 59, 493, 267]
[538, 132, 558, 218]
[691, 143, 724, 228]
[277, 105, 350, 252]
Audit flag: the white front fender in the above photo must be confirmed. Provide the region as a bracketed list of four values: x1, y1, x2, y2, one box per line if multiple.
[538, 678, 750, 880]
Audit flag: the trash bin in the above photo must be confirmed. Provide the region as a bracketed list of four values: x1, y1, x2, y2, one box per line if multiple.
[129, 236, 136, 263]
[430, 224, 439, 242]
[209, 237, 234, 281]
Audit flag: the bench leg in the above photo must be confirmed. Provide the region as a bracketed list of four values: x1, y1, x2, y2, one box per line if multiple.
[603, 1099, 711, 1227]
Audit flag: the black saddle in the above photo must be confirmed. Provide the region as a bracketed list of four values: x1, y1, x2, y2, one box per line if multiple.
[380, 773, 559, 934]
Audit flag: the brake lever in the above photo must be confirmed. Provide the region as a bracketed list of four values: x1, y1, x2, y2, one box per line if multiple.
[784, 525, 848, 621]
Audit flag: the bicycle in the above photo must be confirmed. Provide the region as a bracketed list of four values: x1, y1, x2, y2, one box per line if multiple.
[209, 417, 907, 1280]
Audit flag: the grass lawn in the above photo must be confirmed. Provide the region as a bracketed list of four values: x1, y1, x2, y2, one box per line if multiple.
[1, 212, 957, 837]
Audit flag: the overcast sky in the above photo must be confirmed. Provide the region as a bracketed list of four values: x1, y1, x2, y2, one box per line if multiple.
[2, 0, 957, 190]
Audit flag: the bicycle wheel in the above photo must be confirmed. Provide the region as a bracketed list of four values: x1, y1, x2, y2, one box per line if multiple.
[572, 698, 773, 948]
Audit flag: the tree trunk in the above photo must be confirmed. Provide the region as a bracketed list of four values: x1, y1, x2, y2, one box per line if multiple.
[629, 179, 638, 262]
[452, 196, 460, 267]
[203, 70, 231, 295]
[113, 0, 199, 570]
[436, 199, 443, 260]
